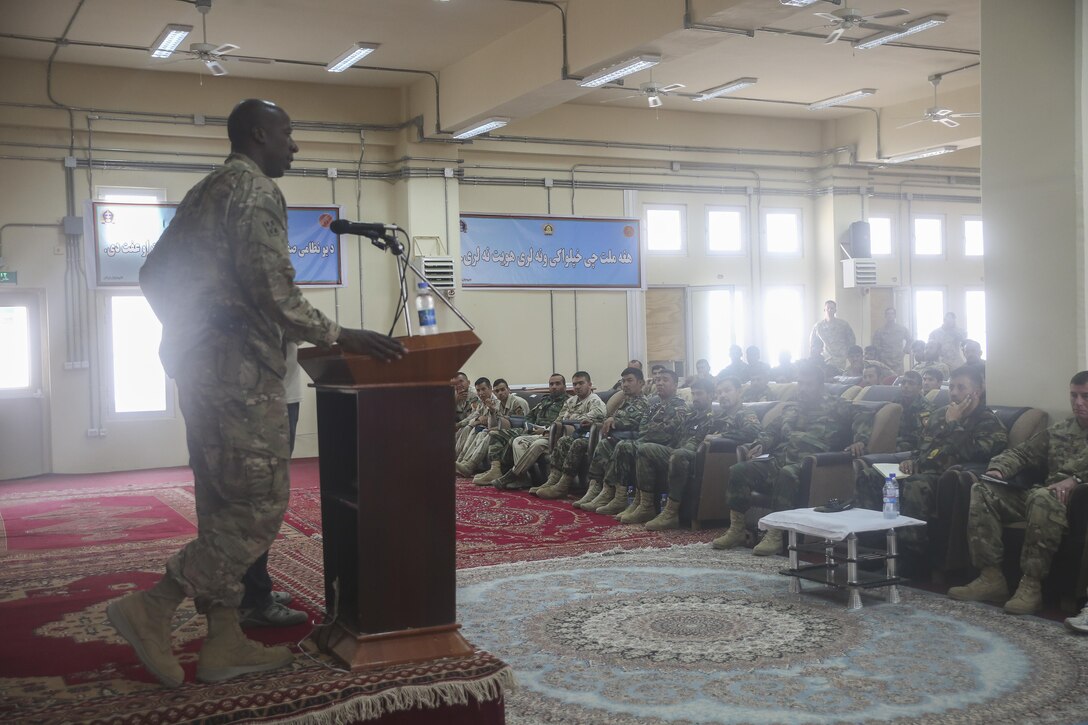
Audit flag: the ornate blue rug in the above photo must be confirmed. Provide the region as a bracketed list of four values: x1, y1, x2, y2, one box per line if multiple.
[457, 545, 1088, 724]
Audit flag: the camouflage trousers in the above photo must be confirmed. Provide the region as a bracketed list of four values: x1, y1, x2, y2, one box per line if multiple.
[456, 427, 490, 472]
[967, 482, 1068, 579]
[635, 443, 696, 502]
[488, 428, 521, 467]
[167, 371, 290, 613]
[554, 434, 592, 476]
[602, 440, 640, 489]
[726, 458, 801, 513]
[587, 437, 621, 481]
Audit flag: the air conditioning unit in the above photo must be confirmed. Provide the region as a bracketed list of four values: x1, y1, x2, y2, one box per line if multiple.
[842, 258, 878, 287]
[419, 256, 455, 290]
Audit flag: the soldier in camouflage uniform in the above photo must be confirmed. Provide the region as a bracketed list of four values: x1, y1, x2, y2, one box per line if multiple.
[454, 377, 495, 463]
[453, 371, 479, 420]
[712, 361, 871, 555]
[949, 371, 1088, 615]
[639, 377, 762, 530]
[810, 300, 856, 371]
[472, 373, 567, 485]
[495, 371, 605, 489]
[105, 100, 404, 688]
[928, 312, 967, 369]
[536, 367, 648, 501]
[894, 371, 934, 452]
[741, 363, 773, 403]
[871, 307, 912, 375]
[455, 378, 529, 477]
[586, 369, 690, 518]
[856, 366, 1006, 553]
[913, 341, 952, 382]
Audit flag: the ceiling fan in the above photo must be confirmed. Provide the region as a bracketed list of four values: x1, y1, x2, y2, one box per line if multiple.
[601, 81, 686, 108]
[897, 75, 980, 129]
[156, 0, 270, 76]
[813, 6, 910, 44]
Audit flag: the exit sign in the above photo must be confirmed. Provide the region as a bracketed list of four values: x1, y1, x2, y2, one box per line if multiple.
[0, 271, 16, 284]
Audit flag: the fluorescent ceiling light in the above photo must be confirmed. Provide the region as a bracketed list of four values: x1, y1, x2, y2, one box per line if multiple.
[149, 24, 192, 58]
[578, 55, 661, 88]
[452, 117, 510, 140]
[855, 14, 948, 50]
[326, 42, 379, 73]
[692, 77, 758, 102]
[885, 145, 957, 164]
[780, 0, 825, 6]
[808, 88, 876, 110]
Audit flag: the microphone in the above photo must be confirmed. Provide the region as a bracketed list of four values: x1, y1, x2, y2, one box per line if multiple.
[329, 219, 400, 237]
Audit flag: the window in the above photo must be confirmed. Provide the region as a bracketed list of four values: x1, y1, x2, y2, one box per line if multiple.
[706, 206, 745, 253]
[645, 205, 685, 253]
[108, 295, 171, 416]
[97, 186, 167, 203]
[763, 286, 805, 362]
[964, 217, 984, 257]
[690, 287, 746, 374]
[765, 210, 801, 255]
[913, 215, 944, 256]
[868, 216, 893, 256]
[0, 305, 30, 390]
[965, 290, 987, 358]
[913, 289, 945, 342]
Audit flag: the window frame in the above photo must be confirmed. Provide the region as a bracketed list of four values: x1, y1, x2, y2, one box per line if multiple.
[912, 214, 945, 257]
[763, 207, 803, 256]
[705, 204, 747, 256]
[643, 203, 687, 256]
[101, 290, 175, 422]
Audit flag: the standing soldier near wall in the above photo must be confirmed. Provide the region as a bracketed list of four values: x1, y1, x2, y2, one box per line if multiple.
[810, 300, 856, 371]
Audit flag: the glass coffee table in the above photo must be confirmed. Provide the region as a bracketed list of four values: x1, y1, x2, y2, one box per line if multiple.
[759, 507, 926, 610]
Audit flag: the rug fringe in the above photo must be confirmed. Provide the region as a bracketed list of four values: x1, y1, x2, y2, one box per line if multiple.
[266, 665, 517, 724]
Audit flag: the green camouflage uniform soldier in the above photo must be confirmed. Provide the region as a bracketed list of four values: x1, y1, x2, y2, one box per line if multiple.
[895, 380, 934, 453]
[473, 374, 567, 485]
[640, 377, 762, 530]
[950, 371, 1088, 616]
[857, 367, 1006, 552]
[810, 300, 856, 370]
[871, 307, 912, 375]
[106, 100, 404, 688]
[588, 370, 690, 518]
[713, 362, 871, 555]
[538, 367, 648, 501]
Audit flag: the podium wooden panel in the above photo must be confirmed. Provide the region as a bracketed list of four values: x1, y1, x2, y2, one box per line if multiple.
[299, 331, 481, 671]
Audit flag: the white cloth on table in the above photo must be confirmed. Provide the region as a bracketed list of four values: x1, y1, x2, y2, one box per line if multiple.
[758, 507, 925, 541]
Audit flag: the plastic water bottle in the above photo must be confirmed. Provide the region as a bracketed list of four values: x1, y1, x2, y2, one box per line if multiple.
[415, 282, 438, 335]
[882, 473, 899, 519]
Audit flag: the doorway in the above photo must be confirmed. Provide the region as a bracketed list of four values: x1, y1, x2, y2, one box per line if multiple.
[0, 290, 49, 480]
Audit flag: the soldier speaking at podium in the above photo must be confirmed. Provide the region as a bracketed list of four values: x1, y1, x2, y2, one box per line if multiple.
[106, 98, 404, 688]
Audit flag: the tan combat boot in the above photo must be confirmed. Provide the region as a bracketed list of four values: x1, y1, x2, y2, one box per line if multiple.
[584, 484, 615, 511]
[473, 460, 503, 485]
[752, 528, 783, 557]
[614, 489, 641, 520]
[711, 511, 748, 549]
[537, 474, 574, 500]
[620, 490, 657, 524]
[530, 468, 563, 495]
[645, 498, 681, 531]
[1003, 575, 1042, 615]
[948, 567, 1009, 604]
[196, 607, 294, 683]
[455, 460, 475, 478]
[596, 485, 630, 515]
[573, 480, 603, 509]
[106, 575, 186, 688]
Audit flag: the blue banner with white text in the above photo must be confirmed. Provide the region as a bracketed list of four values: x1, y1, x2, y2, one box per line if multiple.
[459, 213, 641, 289]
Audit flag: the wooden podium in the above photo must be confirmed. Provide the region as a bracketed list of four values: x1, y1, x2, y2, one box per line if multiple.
[298, 330, 482, 671]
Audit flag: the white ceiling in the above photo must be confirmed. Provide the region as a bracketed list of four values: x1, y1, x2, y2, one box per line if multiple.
[0, 0, 981, 123]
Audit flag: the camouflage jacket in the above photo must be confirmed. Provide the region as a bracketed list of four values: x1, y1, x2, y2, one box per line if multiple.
[871, 322, 911, 370]
[710, 404, 763, 449]
[741, 386, 772, 403]
[526, 393, 568, 428]
[611, 393, 650, 432]
[140, 154, 340, 381]
[672, 406, 718, 451]
[989, 417, 1088, 485]
[928, 326, 967, 368]
[896, 396, 934, 452]
[456, 393, 490, 429]
[912, 404, 1007, 475]
[636, 395, 690, 445]
[760, 394, 871, 466]
[811, 318, 856, 368]
[557, 392, 607, 425]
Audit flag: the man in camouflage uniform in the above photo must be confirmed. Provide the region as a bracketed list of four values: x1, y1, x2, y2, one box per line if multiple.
[742, 363, 773, 402]
[872, 307, 912, 375]
[536, 367, 648, 501]
[913, 340, 952, 382]
[495, 371, 605, 489]
[587, 369, 690, 517]
[893, 371, 933, 452]
[454, 377, 495, 463]
[106, 100, 404, 688]
[639, 377, 762, 530]
[862, 346, 897, 382]
[810, 300, 856, 371]
[473, 373, 567, 485]
[840, 345, 866, 377]
[453, 371, 479, 420]
[928, 312, 967, 369]
[455, 378, 529, 477]
[856, 366, 1006, 553]
[949, 371, 1088, 615]
[712, 361, 871, 555]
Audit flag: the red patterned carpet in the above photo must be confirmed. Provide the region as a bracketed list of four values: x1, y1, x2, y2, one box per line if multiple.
[0, 461, 719, 723]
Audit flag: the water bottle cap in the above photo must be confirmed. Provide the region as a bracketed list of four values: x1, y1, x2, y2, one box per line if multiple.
[417, 282, 429, 289]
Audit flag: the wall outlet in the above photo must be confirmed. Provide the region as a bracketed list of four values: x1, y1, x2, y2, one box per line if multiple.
[86, 428, 99, 438]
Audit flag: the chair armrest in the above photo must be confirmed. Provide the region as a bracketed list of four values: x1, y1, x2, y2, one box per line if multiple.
[705, 437, 741, 454]
[807, 451, 855, 467]
[859, 451, 912, 466]
[801, 452, 857, 507]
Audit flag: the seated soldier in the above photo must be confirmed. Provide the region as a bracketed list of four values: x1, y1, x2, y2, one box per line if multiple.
[584, 370, 690, 516]
[912, 340, 952, 381]
[452, 371, 479, 421]
[535, 367, 648, 501]
[454, 377, 498, 473]
[909, 339, 927, 371]
[855, 366, 1006, 554]
[473, 373, 567, 485]
[804, 337, 841, 380]
[742, 363, 773, 403]
[863, 346, 897, 382]
[496, 371, 605, 490]
[746, 345, 763, 370]
[682, 358, 713, 388]
[921, 368, 944, 395]
[770, 350, 796, 383]
[841, 344, 865, 377]
[894, 371, 933, 452]
[949, 371, 1088, 615]
[639, 377, 762, 530]
[455, 378, 528, 477]
[718, 345, 750, 383]
[712, 361, 872, 555]
[858, 364, 882, 389]
[645, 364, 665, 399]
[962, 339, 986, 378]
[613, 359, 644, 391]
